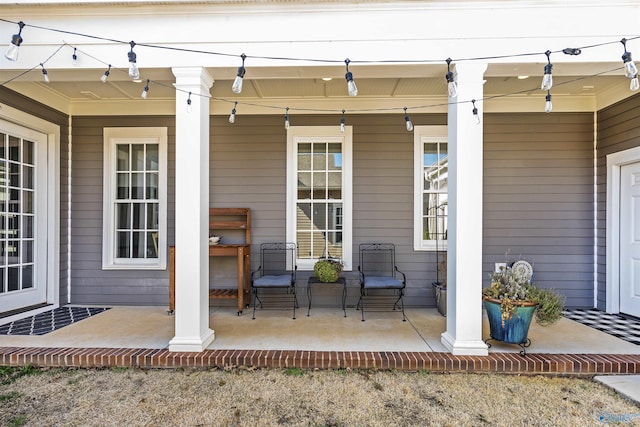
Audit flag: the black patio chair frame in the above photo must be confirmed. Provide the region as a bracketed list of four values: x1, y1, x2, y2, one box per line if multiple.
[251, 242, 298, 319]
[357, 243, 407, 321]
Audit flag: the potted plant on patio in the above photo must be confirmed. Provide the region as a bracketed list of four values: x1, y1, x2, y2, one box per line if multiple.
[482, 263, 565, 353]
[313, 258, 344, 283]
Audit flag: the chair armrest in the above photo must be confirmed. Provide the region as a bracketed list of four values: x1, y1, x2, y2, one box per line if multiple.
[251, 266, 262, 282]
[394, 266, 407, 285]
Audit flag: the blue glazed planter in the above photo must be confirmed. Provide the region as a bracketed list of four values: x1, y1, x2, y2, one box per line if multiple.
[484, 298, 537, 344]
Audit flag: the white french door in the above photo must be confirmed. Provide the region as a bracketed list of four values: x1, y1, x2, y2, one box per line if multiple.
[620, 161, 640, 317]
[0, 120, 48, 314]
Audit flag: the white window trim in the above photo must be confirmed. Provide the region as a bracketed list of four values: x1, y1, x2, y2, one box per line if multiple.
[102, 127, 167, 270]
[286, 126, 353, 271]
[414, 125, 448, 251]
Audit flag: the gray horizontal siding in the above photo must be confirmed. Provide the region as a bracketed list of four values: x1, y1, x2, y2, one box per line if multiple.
[596, 93, 640, 310]
[483, 113, 594, 307]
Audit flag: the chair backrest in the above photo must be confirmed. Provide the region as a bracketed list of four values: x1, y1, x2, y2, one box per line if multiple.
[359, 243, 396, 277]
[260, 242, 297, 276]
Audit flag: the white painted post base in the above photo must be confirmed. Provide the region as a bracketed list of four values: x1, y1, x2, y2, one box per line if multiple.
[169, 329, 216, 352]
[441, 332, 488, 356]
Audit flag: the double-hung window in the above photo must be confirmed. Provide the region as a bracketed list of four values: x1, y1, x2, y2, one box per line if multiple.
[414, 126, 448, 251]
[287, 126, 352, 270]
[103, 127, 167, 269]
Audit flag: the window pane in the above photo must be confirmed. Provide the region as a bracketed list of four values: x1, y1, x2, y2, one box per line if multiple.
[116, 145, 129, 171]
[146, 172, 158, 200]
[22, 240, 33, 263]
[9, 162, 19, 187]
[23, 190, 33, 214]
[296, 203, 312, 231]
[313, 203, 327, 232]
[0, 133, 5, 159]
[22, 215, 33, 238]
[21, 265, 33, 289]
[0, 241, 5, 265]
[131, 144, 145, 171]
[132, 203, 144, 229]
[8, 189, 19, 212]
[23, 165, 33, 189]
[131, 173, 144, 199]
[327, 171, 342, 199]
[328, 143, 342, 171]
[312, 172, 326, 199]
[0, 268, 4, 292]
[116, 203, 131, 229]
[147, 203, 159, 229]
[297, 172, 311, 199]
[296, 231, 312, 260]
[0, 188, 6, 213]
[147, 232, 158, 258]
[146, 144, 159, 171]
[7, 266, 18, 291]
[117, 231, 130, 258]
[0, 160, 7, 186]
[23, 140, 34, 165]
[8, 136, 19, 162]
[298, 143, 311, 170]
[312, 143, 326, 170]
[132, 231, 144, 258]
[117, 173, 129, 199]
[7, 214, 18, 238]
[7, 240, 19, 265]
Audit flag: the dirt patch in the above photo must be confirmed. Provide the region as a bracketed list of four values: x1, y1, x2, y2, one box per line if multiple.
[1, 366, 640, 426]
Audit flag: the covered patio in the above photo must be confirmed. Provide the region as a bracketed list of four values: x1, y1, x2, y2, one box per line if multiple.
[2, 305, 640, 374]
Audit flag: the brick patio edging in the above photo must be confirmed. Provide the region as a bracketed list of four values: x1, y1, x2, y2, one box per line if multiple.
[2, 347, 640, 375]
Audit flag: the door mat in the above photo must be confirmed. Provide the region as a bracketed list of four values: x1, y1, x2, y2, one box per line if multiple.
[0, 306, 110, 336]
[563, 308, 640, 345]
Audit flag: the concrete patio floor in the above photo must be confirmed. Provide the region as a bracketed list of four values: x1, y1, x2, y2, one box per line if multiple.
[1, 305, 640, 355]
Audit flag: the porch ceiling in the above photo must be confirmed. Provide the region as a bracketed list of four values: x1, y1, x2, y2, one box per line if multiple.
[1, 61, 628, 110]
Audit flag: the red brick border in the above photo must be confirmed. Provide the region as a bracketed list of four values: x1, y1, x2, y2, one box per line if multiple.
[2, 346, 640, 375]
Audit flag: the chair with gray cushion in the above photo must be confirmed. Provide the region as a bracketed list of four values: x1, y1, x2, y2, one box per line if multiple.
[357, 243, 406, 321]
[251, 242, 298, 319]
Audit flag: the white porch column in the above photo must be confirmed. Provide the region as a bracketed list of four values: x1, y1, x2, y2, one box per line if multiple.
[168, 67, 215, 352]
[441, 61, 489, 356]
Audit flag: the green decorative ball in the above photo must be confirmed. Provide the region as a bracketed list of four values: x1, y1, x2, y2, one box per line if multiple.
[314, 259, 343, 283]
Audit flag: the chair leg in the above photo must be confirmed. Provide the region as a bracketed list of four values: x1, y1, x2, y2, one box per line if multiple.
[358, 289, 366, 321]
[393, 290, 406, 322]
[291, 287, 297, 320]
[252, 288, 263, 320]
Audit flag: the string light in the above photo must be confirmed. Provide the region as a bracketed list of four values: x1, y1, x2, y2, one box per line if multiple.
[5, 21, 25, 62]
[127, 41, 140, 81]
[100, 65, 111, 83]
[72, 47, 78, 65]
[232, 53, 246, 94]
[445, 58, 457, 98]
[541, 50, 553, 91]
[621, 38, 639, 91]
[340, 110, 345, 133]
[229, 102, 237, 124]
[403, 107, 414, 131]
[471, 99, 480, 124]
[344, 59, 358, 97]
[186, 92, 192, 113]
[141, 79, 149, 99]
[284, 107, 290, 130]
[545, 90, 552, 113]
[40, 64, 49, 83]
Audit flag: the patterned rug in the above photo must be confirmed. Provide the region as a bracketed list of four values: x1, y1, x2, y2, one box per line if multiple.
[563, 308, 640, 345]
[0, 306, 110, 336]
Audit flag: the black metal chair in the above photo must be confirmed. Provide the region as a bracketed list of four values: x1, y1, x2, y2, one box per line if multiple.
[357, 243, 406, 321]
[251, 242, 298, 319]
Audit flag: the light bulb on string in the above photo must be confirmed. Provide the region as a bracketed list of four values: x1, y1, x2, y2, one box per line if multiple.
[5, 21, 25, 62]
[72, 47, 78, 65]
[631, 75, 640, 91]
[127, 41, 140, 81]
[284, 107, 290, 130]
[545, 91, 553, 113]
[541, 50, 553, 91]
[471, 99, 480, 124]
[100, 65, 111, 83]
[229, 102, 237, 124]
[231, 53, 246, 94]
[141, 79, 149, 99]
[445, 58, 457, 98]
[340, 110, 346, 133]
[621, 38, 639, 79]
[40, 64, 49, 83]
[344, 59, 358, 96]
[403, 107, 414, 132]
[186, 92, 192, 113]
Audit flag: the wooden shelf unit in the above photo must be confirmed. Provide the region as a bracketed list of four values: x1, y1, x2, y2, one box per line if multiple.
[169, 208, 251, 315]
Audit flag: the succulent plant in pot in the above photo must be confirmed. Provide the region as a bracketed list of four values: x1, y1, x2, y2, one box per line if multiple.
[482, 263, 565, 351]
[313, 258, 344, 283]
